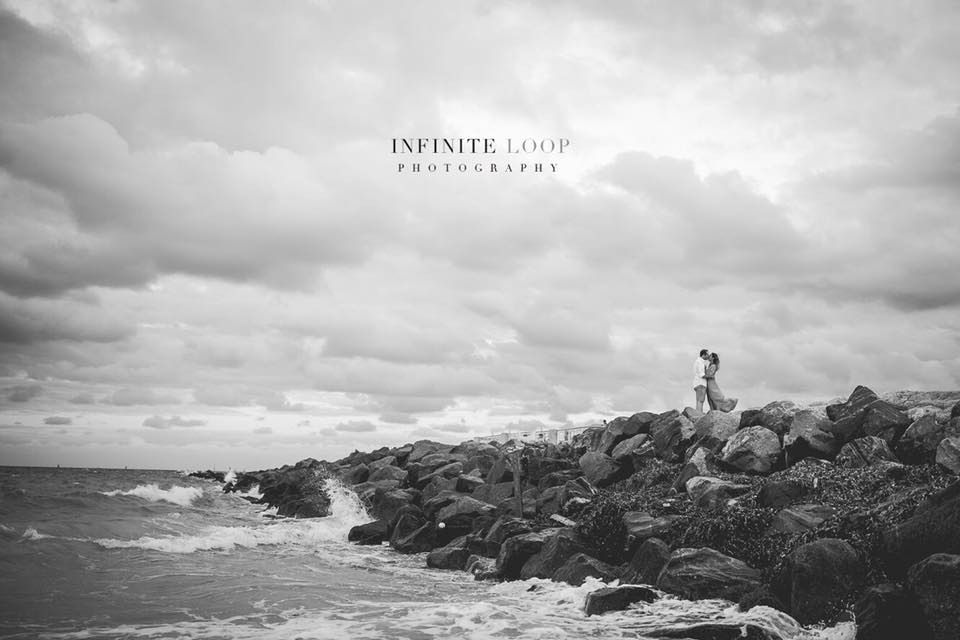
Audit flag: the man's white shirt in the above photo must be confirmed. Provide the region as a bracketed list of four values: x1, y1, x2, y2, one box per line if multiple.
[693, 357, 707, 388]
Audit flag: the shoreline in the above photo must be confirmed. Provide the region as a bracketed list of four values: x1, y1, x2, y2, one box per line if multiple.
[198, 385, 960, 640]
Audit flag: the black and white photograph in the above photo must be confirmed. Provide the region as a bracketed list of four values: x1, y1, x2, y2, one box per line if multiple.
[1, 1, 959, 638]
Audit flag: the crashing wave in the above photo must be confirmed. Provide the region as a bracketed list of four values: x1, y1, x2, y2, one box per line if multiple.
[101, 484, 203, 507]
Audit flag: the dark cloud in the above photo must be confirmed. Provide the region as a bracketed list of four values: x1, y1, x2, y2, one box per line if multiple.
[5, 383, 42, 402]
[106, 388, 180, 406]
[0, 293, 135, 343]
[43, 416, 72, 425]
[69, 392, 96, 404]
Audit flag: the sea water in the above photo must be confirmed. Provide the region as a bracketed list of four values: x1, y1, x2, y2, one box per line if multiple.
[0, 467, 855, 639]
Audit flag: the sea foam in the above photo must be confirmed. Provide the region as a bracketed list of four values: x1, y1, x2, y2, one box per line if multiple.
[101, 483, 203, 507]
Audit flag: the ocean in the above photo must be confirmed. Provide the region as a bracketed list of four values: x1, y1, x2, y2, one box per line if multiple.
[0, 467, 855, 639]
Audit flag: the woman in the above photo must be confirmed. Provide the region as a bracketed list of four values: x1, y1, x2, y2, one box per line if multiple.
[704, 352, 738, 412]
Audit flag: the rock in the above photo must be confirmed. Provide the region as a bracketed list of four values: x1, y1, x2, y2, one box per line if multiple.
[881, 485, 960, 575]
[907, 553, 960, 640]
[552, 552, 618, 586]
[578, 451, 624, 488]
[772, 538, 865, 624]
[737, 586, 786, 612]
[826, 385, 880, 442]
[683, 407, 705, 423]
[854, 583, 933, 640]
[535, 486, 564, 516]
[407, 440, 454, 465]
[537, 469, 581, 491]
[415, 461, 464, 489]
[392, 521, 436, 554]
[650, 410, 696, 462]
[835, 436, 897, 468]
[483, 516, 534, 556]
[472, 481, 515, 506]
[465, 554, 499, 580]
[684, 476, 752, 510]
[583, 585, 658, 616]
[239, 461, 333, 518]
[953, 401, 960, 419]
[523, 456, 575, 487]
[455, 474, 486, 493]
[623, 512, 678, 546]
[421, 490, 460, 520]
[347, 520, 390, 545]
[936, 436, 960, 474]
[694, 411, 740, 443]
[367, 455, 397, 471]
[738, 408, 763, 429]
[495, 531, 551, 580]
[861, 401, 913, 444]
[437, 495, 496, 523]
[767, 504, 835, 534]
[597, 413, 655, 455]
[352, 479, 401, 501]
[756, 480, 806, 509]
[610, 433, 650, 462]
[571, 426, 605, 453]
[657, 547, 762, 601]
[645, 623, 779, 639]
[342, 463, 370, 485]
[368, 465, 407, 483]
[620, 537, 670, 586]
[782, 409, 841, 463]
[420, 476, 457, 504]
[485, 457, 513, 484]
[721, 426, 781, 474]
[426, 542, 472, 571]
[897, 415, 947, 465]
[494, 491, 538, 519]
[756, 400, 799, 436]
[520, 528, 592, 580]
[369, 488, 417, 523]
[674, 446, 712, 491]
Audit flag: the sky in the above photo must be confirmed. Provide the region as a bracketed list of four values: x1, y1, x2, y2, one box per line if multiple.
[1, 0, 959, 470]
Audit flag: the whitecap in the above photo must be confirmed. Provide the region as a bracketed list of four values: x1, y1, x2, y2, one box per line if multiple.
[100, 483, 203, 507]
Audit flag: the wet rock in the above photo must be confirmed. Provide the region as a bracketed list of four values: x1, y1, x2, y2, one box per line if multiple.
[897, 415, 947, 465]
[721, 426, 781, 474]
[772, 538, 865, 624]
[496, 531, 551, 580]
[623, 511, 678, 546]
[907, 553, 960, 640]
[684, 476, 752, 510]
[535, 486, 564, 515]
[494, 489, 538, 519]
[483, 516, 533, 556]
[367, 455, 397, 471]
[645, 623, 779, 639]
[936, 436, 960, 474]
[407, 441, 454, 465]
[657, 547, 762, 601]
[415, 461, 465, 490]
[472, 481, 515, 506]
[392, 521, 436, 554]
[552, 552, 618, 586]
[536, 469, 582, 491]
[737, 586, 786, 612]
[421, 490, 460, 520]
[694, 410, 740, 443]
[342, 463, 370, 485]
[650, 410, 696, 462]
[610, 433, 650, 463]
[465, 554, 499, 580]
[348, 520, 390, 545]
[245, 461, 333, 518]
[190, 469, 225, 482]
[756, 479, 806, 509]
[620, 537, 670, 586]
[881, 484, 960, 576]
[485, 457, 514, 484]
[369, 488, 417, 523]
[835, 436, 897, 468]
[782, 409, 841, 463]
[455, 474, 486, 493]
[578, 451, 624, 488]
[826, 385, 880, 442]
[767, 504, 835, 534]
[584, 585, 658, 616]
[436, 495, 496, 523]
[520, 528, 592, 580]
[368, 465, 406, 483]
[426, 541, 472, 571]
[854, 583, 932, 640]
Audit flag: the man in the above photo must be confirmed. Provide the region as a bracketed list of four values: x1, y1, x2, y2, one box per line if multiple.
[693, 348, 710, 412]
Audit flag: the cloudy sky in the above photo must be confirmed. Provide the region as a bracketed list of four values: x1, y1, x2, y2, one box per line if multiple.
[1, 1, 958, 470]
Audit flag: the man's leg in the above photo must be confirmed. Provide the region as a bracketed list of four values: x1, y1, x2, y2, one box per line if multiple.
[695, 385, 706, 412]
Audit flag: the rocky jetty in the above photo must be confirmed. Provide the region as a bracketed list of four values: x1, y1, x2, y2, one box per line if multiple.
[208, 386, 960, 637]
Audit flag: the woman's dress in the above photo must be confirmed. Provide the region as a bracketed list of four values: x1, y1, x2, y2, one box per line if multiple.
[705, 364, 738, 412]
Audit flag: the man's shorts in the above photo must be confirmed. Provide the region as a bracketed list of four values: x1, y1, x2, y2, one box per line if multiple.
[694, 385, 706, 403]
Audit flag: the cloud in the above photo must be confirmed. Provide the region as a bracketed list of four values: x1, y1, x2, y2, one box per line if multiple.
[43, 416, 71, 425]
[5, 383, 42, 402]
[106, 388, 180, 406]
[334, 420, 377, 433]
[142, 415, 207, 429]
[69, 392, 96, 404]
[0, 293, 136, 344]
[253, 426, 272, 435]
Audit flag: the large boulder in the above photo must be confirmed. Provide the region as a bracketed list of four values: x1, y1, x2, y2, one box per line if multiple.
[392, 521, 437, 554]
[772, 538, 866, 624]
[552, 552, 619, 586]
[782, 409, 841, 463]
[610, 433, 650, 463]
[484, 457, 513, 484]
[369, 488, 417, 523]
[571, 426, 605, 453]
[754, 400, 799, 436]
[535, 486, 565, 516]
[426, 539, 472, 571]
[367, 455, 397, 471]
[657, 547, 762, 601]
[597, 412, 657, 455]
[436, 495, 496, 523]
[472, 481, 515, 506]
[756, 479, 806, 509]
[407, 440, 454, 465]
[483, 516, 533, 555]
[347, 520, 390, 545]
[854, 583, 933, 640]
[721, 426, 781, 474]
[415, 461, 465, 489]
[420, 476, 457, 504]
[578, 451, 624, 488]
[650, 410, 696, 462]
[861, 401, 913, 444]
[583, 585, 658, 616]
[368, 465, 407, 483]
[825, 385, 881, 442]
[897, 415, 948, 465]
[674, 446, 712, 492]
[766, 504, 835, 535]
[519, 528, 592, 580]
[623, 511, 678, 546]
[342, 463, 370, 485]
[694, 410, 740, 443]
[455, 474, 486, 493]
[881, 484, 960, 575]
[620, 537, 670, 586]
[835, 436, 897, 468]
[936, 437, 960, 474]
[907, 553, 960, 640]
[644, 623, 782, 639]
[495, 531, 551, 580]
[684, 476, 752, 510]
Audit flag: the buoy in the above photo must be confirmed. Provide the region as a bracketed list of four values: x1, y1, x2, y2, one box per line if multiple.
[438, 522, 446, 529]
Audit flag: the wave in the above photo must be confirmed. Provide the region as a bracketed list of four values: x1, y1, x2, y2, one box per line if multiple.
[93, 479, 370, 554]
[100, 483, 203, 507]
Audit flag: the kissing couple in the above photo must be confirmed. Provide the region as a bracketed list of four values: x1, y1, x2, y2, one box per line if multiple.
[693, 348, 738, 413]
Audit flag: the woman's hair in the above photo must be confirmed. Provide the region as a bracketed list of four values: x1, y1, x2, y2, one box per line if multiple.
[711, 352, 720, 367]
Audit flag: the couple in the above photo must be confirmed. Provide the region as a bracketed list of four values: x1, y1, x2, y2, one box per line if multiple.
[693, 348, 738, 413]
